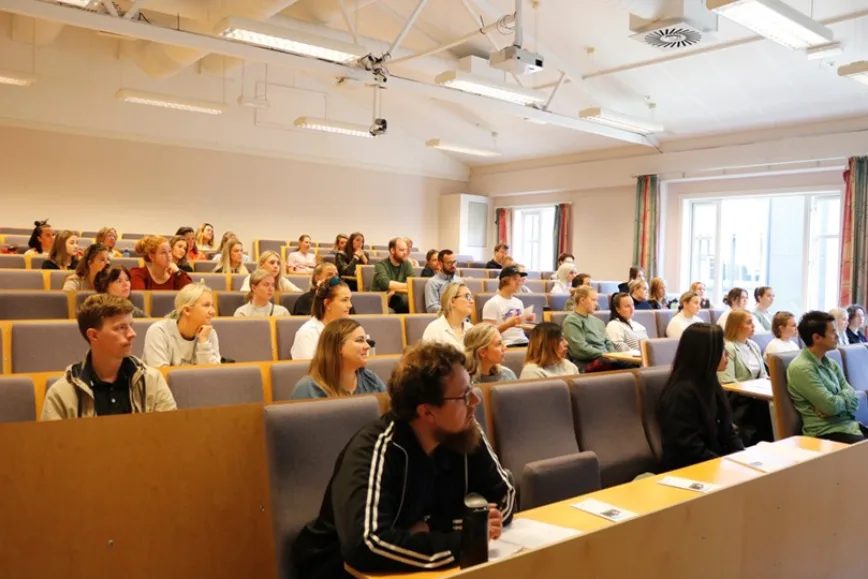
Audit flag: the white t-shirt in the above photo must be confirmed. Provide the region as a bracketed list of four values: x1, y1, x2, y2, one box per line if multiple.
[290, 317, 326, 360]
[421, 316, 473, 352]
[287, 251, 316, 272]
[519, 359, 579, 379]
[666, 312, 704, 339]
[763, 338, 799, 363]
[481, 293, 527, 346]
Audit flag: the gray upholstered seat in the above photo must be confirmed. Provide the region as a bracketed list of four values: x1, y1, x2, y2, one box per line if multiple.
[767, 351, 802, 439]
[193, 261, 216, 273]
[188, 273, 228, 291]
[358, 265, 376, 291]
[278, 293, 303, 315]
[214, 292, 248, 317]
[47, 270, 70, 290]
[275, 317, 309, 360]
[0, 270, 44, 289]
[11, 321, 87, 373]
[632, 310, 658, 338]
[655, 309, 674, 337]
[365, 355, 400, 385]
[150, 292, 179, 318]
[0, 376, 36, 422]
[549, 311, 569, 326]
[351, 293, 387, 315]
[270, 361, 311, 401]
[357, 315, 403, 355]
[569, 373, 659, 486]
[840, 345, 868, 390]
[642, 337, 679, 367]
[409, 277, 428, 313]
[0, 291, 69, 320]
[210, 318, 274, 362]
[751, 333, 775, 353]
[597, 281, 620, 294]
[548, 293, 568, 311]
[403, 314, 437, 346]
[827, 348, 844, 370]
[111, 257, 141, 270]
[635, 367, 670, 460]
[501, 349, 526, 379]
[74, 291, 146, 313]
[0, 254, 25, 269]
[460, 268, 491, 279]
[709, 308, 726, 324]
[166, 365, 264, 409]
[256, 239, 285, 258]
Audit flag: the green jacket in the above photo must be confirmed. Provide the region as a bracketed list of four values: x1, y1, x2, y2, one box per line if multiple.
[563, 312, 613, 363]
[787, 348, 861, 437]
[717, 340, 767, 384]
[372, 259, 414, 292]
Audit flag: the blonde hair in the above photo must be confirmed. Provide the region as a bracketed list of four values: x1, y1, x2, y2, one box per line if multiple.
[245, 268, 273, 303]
[307, 318, 363, 398]
[464, 323, 503, 381]
[724, 309, 752, 342]
[439, 283, 467, 318]
[95, 227, 117, 247]
[679, 291, 699, 311]
[135, 235, 167, 263]
[830, 307, 848, 324]
[628, 278, 648, 294]
[649, 277, 666, 301]
[573, 285, 596, 309]
[213, 238, 244, 274]
[195, 223, 215, 248]
[169, 283, 212, 320]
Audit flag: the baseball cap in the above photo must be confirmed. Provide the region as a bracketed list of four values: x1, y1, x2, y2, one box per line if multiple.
[498, 265, 528, 280]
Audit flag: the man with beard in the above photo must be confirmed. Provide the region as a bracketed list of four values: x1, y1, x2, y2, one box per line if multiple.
[292, 342, 515, 579]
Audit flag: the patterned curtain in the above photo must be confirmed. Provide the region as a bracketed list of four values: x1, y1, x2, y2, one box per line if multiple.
[839, 157, 868, 306]
[495, 207, 513, 246]
[553, 203, 571, 269]
[633, 175, 660, 278]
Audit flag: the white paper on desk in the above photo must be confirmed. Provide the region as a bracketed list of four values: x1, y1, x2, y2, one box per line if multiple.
[489, 519, 582, 561]
[571, 498, 638, 523]
[724, 448, 797, 473]
[629, 349, 641, 357]
[754, 441, 821, 463]
[522, 305, 535, 322]
[658, 475, 721, 494]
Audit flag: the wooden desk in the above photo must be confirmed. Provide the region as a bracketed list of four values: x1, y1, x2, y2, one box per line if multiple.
[722, 378, 773, 401]
[602, 352, 642, 365]
[345, 437, 844, 579]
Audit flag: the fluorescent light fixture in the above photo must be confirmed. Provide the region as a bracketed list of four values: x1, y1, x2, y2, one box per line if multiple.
[579, 107, 663, 135]
[806, 41, 843, 60]
[217, 18, 368, 64]
[0, 70, 36, 87]
[435, 71, 546, 106]
[294, 116, 373, 138]
[707, 0, 833, 50]
[425, 139, 501, 158]
[115, 89, 228, 115]
[838, 61, 868, 86]
[55, 0, 96, 6]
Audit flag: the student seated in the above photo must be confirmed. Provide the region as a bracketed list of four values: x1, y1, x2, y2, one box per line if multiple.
[62, 243, 110, 291]
[212, 237, 246, 274]
[292, 342, 514, 578]
[130, 235, 192, 291]
[291, 277, 353, 360]
[563, 273, 593, 311]
[787, 311, 867, 444]
[292, 263, 338, 316]
[95, 227, 122, 258]
[628, 278, 655, 310]
[830, 307, 850, 346]
[331, 233, 348, 256]
[550, 262, 577, 295]
[287, 234, 317, 273]
[371, 237, 413, 314]
[753, 286, 775, 333]
[334, 231, 369, 291]
[716, 287, 749, 329]
[549, 252, 575, 280]
[763, 311, 800, 362]
[142, 283, 221, 367]
[481, 266, 534, 348]
[648, 277, 672, 310]
[234, 269, 291, 317]
[41, 294, 177, 420]
[239, 250, 303, 293]
[25, 219, 54, 257]
[656, 323, 744, 470]
[424, 249, 463, 313]
[420, 249, 440, 278]
[617, 265, 645, 294]
[42, 230, 79, 271]
[690, 281, 712, 309]
[422, 283, 474, 352]
[195, 222, 217, 253]
[605, 292, 649, 353]
[291, 318, 386, 400]
[486, 242, 509, 269]
[94, 265, 147, 318]
[519, 322, 579, 379]
[845, 304, 867, 344]
[169, 235, 193, 273]
[176, 227, 203, 262]
[666, 291, 704, 339]
[464, 323, 517, 384]
[563, 286, 614, 371]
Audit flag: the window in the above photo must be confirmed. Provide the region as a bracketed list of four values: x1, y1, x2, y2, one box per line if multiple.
[683, 192, 840, 314]
[511, 206, 556, 271]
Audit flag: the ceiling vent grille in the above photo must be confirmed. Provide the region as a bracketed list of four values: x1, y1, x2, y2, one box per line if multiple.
[628, 0, 717, 50]
[641, 24, 703, 48]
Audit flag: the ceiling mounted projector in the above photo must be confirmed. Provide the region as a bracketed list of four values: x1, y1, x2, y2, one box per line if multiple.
[489, 45, 544, 75]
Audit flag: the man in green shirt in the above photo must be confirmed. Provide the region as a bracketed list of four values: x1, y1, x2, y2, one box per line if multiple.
[787, 310, 866, 443]
[372, 237, 414, 313]
[562, 286, 614, 371]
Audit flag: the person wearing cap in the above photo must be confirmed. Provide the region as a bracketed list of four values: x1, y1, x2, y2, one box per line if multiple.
[481, 266, 535, 347]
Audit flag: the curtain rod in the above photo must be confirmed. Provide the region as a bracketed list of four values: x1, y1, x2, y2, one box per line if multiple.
[493, 202, 573, 210]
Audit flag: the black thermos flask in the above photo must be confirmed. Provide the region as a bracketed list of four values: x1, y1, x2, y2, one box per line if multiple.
[459, 493, 489, 569]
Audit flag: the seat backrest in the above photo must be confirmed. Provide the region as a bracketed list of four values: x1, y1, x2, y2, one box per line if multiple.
[150, 292, 179, 318]
[523, 280, 545, 294]
[490, 381, 579, 500]
[210, 318, 274, 362]
[751, 333, 775, 353]
[11, 321, 87, 373]
[840, 345, 868, 390]
[548, 293, 568, 311]
[643, 337, 679, 367]
[635, 367, 671, 459]
[696, 309, 711, 323]
[359, 265, 376, 291]
[597, 281, 620, 295]
[121, 232, 146, 240]
[481, 280, 498, 293]
[709, 308, 726, 324]
[0, 291, 69, 320]
[286, 276, 310, 292]
[655, 309, 674, 338]
[276, 293, 302, 315]
[167, 366, 264, 409]
[767, 351, 802, 439]
[463, 278, 483, 294]
[193, 261, 216, 273]
[264, 396, 381, 579]
[352, 292, 386, 315]
[827, 348, 844, 370]
[0, 270, 43, 290]
[256, 239, 285, 258]
[409, 277, 428, 313]
[404, 314, 437, 346]
[112, 257, 142, 271]
[214, 292, 247, 317]
[230, 274, 247, 291]
[47, 270, 71, 290]
[569, 373, 658, 487]
[501, 349, 526, 379]
[591, 310, 609, 325]
[459, 268, 490, 279]
[365, 355, 400, 385]
[73, 291, 146, 314]
[0, 227, 34, 235]
[515, 294, 547, 320]
[275, 317, 310, 361]
[632, 310, 658, 338]
[189, 273, 229, 291]
[0, 376, 36, 423]
[130, 318, 157, 359]
[0, 254, 25, 269]
[4, 235, 30, 247]
[270, 361, 312, 401]
[357, 316, 403, 355]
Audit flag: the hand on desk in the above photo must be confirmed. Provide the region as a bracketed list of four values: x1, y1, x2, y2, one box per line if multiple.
[488, 504, 503, 540]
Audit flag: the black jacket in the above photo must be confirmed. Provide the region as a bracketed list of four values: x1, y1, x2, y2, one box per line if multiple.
[656, 379, 744, 471]
[846, 328, 867, 344]
[293, 412, 515, 579]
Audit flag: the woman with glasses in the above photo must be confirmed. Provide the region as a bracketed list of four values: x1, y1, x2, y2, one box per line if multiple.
[422, 283, 474, 351]
[95, 227, 123, 258]
[291, 318, 386, 400]
[291, 276, 353, 360]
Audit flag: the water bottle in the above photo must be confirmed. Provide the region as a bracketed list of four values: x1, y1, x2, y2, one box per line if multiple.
[459, 493, 489, 569]
[366, 336, 376, 357]
[122, 249, 130, 258]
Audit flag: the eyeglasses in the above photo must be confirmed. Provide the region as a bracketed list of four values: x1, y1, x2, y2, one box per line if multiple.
[443, 389, 477, 405]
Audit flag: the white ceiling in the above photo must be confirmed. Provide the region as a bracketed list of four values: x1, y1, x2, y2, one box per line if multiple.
[1, 0, 867, 178]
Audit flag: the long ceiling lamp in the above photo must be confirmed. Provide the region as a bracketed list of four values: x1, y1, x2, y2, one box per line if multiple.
[707, 0, 833, 50]
[579, 107, 663, 135]
[293, 117, 374, 138]
[838, 61, 868, 86]
[434, 70, 546, 106]
[115, 89, 228, 115]
[0, 70, 36, 87]
[425, 139, 502, 157]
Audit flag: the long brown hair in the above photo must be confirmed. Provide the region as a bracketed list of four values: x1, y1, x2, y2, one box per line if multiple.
[213, 238, 243, 274]
[524, 322, 564, 368]
[724, 310, 752, 342]
[49, 230, 78, 269]
[73, 243, 108, 280]
[307, 318, 362, 398]
[344, 232, 365, 261]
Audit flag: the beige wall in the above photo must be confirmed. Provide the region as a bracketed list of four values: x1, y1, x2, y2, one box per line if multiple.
[0, 126, 467, 249]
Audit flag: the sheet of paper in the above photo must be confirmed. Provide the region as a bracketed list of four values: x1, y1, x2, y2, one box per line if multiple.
[571, 498, 638, 523]
[724, 448, 797, 473]
[488, 540, 523, 561]
[488, 518, 582, 561]
[658, 475, 721, 494]
[629, 349, 641, 357]
[754, 441, 821, 463]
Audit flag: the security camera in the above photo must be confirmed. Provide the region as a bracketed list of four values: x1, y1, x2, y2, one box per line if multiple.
[369, 118, 388, 137]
